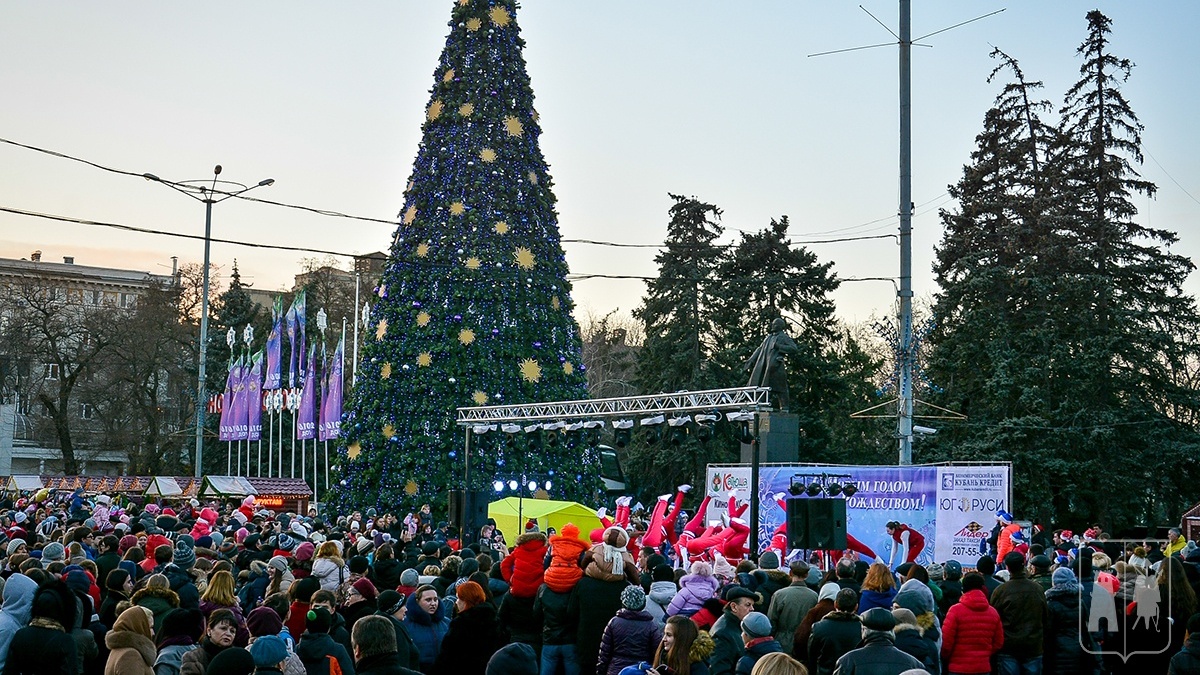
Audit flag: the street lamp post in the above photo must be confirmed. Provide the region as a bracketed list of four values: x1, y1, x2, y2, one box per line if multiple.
[145, 166, 274, 477]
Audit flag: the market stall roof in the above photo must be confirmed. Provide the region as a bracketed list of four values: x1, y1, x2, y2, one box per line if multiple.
[246, 478, 312, 498]
[487, 497, 600, 542]
[198, 476, 258, 498]
[6, 475, 43, 493]
[144, 477, 183, 497]
[38, 475, 201, 496]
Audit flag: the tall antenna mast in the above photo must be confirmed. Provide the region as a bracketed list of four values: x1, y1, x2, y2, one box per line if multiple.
[811, 3, 1001, 465]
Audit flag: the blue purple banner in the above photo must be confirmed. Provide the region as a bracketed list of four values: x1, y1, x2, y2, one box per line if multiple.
[705, 463, 1010, 568]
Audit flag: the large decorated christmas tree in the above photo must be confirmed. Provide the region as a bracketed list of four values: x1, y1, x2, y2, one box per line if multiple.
[331, 0, 600, 513]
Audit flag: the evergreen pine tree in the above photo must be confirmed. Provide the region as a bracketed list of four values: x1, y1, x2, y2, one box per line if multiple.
[332, 0, 597, 512]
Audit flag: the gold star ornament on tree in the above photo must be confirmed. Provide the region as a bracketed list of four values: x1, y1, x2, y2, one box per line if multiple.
[480, 148, 497, 163]
[347, 442, 362, 460]
[465, 257, 481, 270]
[562, 362, 574, 375]
[472, 390, 489, 405]
[427, 99, 444, 121]
[504, 115, 523, 137]
[417, 352, 433, 367]
[519, 358, 542, 383]
[466, 17, 482, 31]
[514, 247, 536, 270]
[443, 68, 456, 83]
[458, 329, 476, 345]
[458, 102, 474, 117]
[380, 363, 392, 379]
[449, 201, 466, 216]
[494, 221, 509, 235]
[382, 423, 396, 439]
[403, 206, 417, 224]
[375, 318, 388, 340]
[416, 311, 431, 327]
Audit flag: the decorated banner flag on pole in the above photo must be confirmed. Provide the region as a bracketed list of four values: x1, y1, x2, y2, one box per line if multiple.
[247, 350, 264, 442]
[218, 360, 236, 441]
[297, 344, 317, 441]
[321, 335, 344, 440]
[295, 289, 308, 385]
[286, 294, 299, 388]
[265, 296, 283, 390]
[230, 356, 250, 442]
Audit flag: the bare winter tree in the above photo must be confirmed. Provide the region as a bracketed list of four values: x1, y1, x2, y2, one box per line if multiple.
[579, 310, 643, 399]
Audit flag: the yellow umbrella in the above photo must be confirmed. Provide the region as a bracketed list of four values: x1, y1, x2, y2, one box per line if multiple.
[487, 496, 600, 543]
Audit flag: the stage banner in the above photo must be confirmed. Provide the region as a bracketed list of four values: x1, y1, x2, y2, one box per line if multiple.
[321, 336, 343, 440]
[231, 357, 250, 441]
[705, 464, 1009, 568]
[265, 296, 283, 390]
[247, 350, 263, 442]
[935, 466, 1010, 567]
[297, 344, 317, 440]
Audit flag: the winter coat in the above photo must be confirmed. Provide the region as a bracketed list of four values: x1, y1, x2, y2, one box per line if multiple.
[892, 625, 938, 674]
[153, 644, 198, 675]
[327, 611, 353, 663]
[311, 558, 348, 594]
[0, 574, 37, 672]
[767, 581, 818, 656]
[709, 606, 745, 675]
[791, 598, 835, 662]
[131, 587, 180, 638]
[340, 599, 377, 633]
[399, 591, 449, 672]
[596, 609, 663, 675]
[936, 579, 963, 619]
[68, 595, 99, 675]
[533, 584, 581, 645]
[354, 652, 421, 675]
[294, 632, 355, 675]
[238, 563, 271, 614]
[155, 565, 199, 611]
[856, 588, 896, 614]
[6, 619, 78, 675]
[178, 640, 226, 675]
[372, 558, 401, 592]
[645, 581, 677, 624]
[830, 631, 923, 675]
[807, 610, 861, 675]
[1170, 634, 1200, 675]
[1044, 586, 1098, 675]
[543, 529, 589, 593]
[667, 573, 720, 618]
[99, 591, 130, 631]
[575, 576, 628, 675]
[580, 545, 639, 585]
[373, 614, 420, 673]
[988, 572, 1048, 659]
[941, 588, 1003, 675]
[682, 631, 716, 675]
[736, 637, 783, 675]
[500, 533, 548, 598]
[285, 602, 310, 639]
[104, 610, 156, 675]
[431, 604, 507, 675]
[754, 571, 791, 616]
[497, 591, 540, 649]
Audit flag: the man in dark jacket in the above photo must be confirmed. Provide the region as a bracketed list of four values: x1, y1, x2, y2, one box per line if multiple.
[1028, 555, 1055, 593]
[95, 535, 123, 599]
[533, 578, 581, 675]
[373, 590, 421, 672]
[834, 560, 861, 596]
[989, 551, 1048, 675]
[832, 607, 923, 674]
[352, 615, 422, 675]
[710, 585, 758, 675]
[936, 560, 964, 620]
[295, 607, 356, 675]
[807, 588, 862, 675]
[736, 612, 783, 674]
[976, 556, 1002, 599]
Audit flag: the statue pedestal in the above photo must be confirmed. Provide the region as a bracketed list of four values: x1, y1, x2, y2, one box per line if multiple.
[740, 411, 800, 464]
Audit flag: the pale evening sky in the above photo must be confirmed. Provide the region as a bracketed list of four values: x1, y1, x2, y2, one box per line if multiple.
[1, 1, 1196, 329]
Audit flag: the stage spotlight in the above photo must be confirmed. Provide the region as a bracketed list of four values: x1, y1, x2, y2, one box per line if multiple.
[524, 423, 542, 451]
[612, 419, 634, 448]
[788, 481, 805, 497]
[564, 422, 584, 448]
[695, 413, 718, 442]
[492, 480, 504, 493]
[502, 423, 521, 449]
[735, 421, 755, 444]
[805, 482, 823, 497]
[527, 480, 537, 492]
[826, 481, 843, 497]
[544, 480, 552, 490]
[667, 416, 690, 446]
[508, 479, 518, 490]
[842, 482, 858, 497]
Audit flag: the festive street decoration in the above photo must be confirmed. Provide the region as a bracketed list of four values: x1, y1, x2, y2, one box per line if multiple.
[330, 0, 597, 512]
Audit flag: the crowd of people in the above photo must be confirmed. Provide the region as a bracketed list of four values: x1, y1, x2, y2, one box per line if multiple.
[0, 487, 1196, 675]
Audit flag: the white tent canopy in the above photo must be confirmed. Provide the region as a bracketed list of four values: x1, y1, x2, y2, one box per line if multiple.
[6, 475, 43, 493]
[144, 477, 183, 497]
[199, 476, 257, 498]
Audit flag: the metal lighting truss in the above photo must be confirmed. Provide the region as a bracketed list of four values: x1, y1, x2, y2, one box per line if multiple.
[455, 386, 772, 426]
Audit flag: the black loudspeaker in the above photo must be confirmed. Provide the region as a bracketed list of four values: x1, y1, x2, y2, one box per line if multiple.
[448, 489, 466, 526]
[451, 490, 492, 544]
[787, 498, 848, 550]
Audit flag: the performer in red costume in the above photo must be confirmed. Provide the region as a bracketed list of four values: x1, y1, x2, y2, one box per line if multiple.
[885, 521, 925, 567]
[642, 485, 690, 549]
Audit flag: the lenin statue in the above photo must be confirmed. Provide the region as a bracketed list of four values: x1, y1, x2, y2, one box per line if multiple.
[744, 317, 800, 411]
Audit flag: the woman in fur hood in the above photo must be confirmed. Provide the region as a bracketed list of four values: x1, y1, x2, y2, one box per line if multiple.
[652, 615, 715, 675]
[104, 606, 157, 675]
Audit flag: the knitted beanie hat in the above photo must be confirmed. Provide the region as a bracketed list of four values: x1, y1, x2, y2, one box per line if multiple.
[620, 584, 646, 611]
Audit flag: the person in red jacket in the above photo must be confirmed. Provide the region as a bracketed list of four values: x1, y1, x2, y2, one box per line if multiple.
[501, 531, 548, 598]
[886, 521, 926, 568]
[941, 572, 1004, 675]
